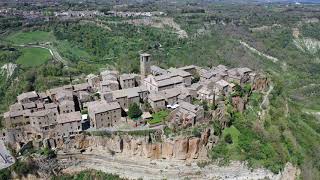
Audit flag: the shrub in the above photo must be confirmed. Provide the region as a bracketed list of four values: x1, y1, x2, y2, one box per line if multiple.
[192, 127, 201, 138]
[128, 103, 142, 119]
[0, 168, 11, 180]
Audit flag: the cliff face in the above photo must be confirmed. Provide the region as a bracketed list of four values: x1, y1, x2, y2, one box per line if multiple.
[53, 129, 212, 161]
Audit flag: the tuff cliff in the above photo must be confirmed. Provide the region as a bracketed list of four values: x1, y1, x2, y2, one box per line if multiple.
[53, 129, 213, 161]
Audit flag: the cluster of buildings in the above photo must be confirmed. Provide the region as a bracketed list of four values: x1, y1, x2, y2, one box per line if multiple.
[1, 53, 259, 148]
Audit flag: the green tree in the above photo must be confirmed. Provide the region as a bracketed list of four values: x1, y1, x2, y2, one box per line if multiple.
[128, 103, 142, 119]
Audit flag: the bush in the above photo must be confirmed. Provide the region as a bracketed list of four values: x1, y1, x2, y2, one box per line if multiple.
[0, 168, 11, 180]
[149, 110, 169, 125]
[12, 159, 36, 177]
[128, 103, 142, 119]
[41, 147, 56, 159]
[212, 120, 222, 136]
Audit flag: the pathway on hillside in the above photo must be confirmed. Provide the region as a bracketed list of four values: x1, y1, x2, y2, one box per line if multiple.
[260, 85, 274, 119]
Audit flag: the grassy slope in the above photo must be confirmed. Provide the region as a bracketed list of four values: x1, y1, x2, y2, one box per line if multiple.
[16, 47, 51, 67]
[5, 31, 55, 44]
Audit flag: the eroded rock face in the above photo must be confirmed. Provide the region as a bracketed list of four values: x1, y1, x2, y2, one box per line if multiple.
[162, 142, 174, 159]
[53, 129, 211, 160]
[253, 75, 269, 91]
[173, 138, 189, 160]
[232, 96, 245, 112]
[188, 138, 200, 159]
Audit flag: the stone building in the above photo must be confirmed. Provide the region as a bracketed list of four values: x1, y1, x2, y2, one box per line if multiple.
[56, 111, 82, 137]
[151, 65, 168, 76]
[100, 70, 119, 82]
[58, 100, 75, 114]
[86, 74, 100, 88]
[227, 67, 252, 85]
[143, 74, 183, 92]
[3, 110, 31, 128]
[54, 90, 73, 103]
[119, 73, 139, 89]
[87, 101, 121, 129]
[73, 83, 92, 94]
[100, 80, 119, 92]
[173, 101, 204, 127]
[17, 91, 39, 104]
[215, 79, 230, 95]
[197, 88, 215, 103]
[148, 92, 166, 111]
[167, 68, 192, 86]
[29, 109, 58, 138]
[140, 53, 151, 79]
[109, 86, 148, 111]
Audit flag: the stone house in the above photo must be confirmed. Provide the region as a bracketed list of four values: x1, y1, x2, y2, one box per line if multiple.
[3, 110, 31, 128]
[88, 101, 121, 129]
[119, 73, 139, 89]
[9, 103, 23, 112]
[86, 74, 100, 88]
[162, 87, 192, 105]
[44, 103, 58, 110]
[109, 86, 148, 111]
[197, 87, 215, 104]
[55, 90, 74, 103]
[200, 67, 227, 81]
[163, 88, 180, 106]
[173, 101, 204, 126]
[56, 111, 82, 137]
[100, 70, 119, 82]
[22, 102, 36, 111]
[215, 79, 230, 95]
[58, 100, 75, 114]
[143, 74, 183, 92]
[227, 67, 252, 85]
[151, 65, 168, 76]
[17, 91, 39, 104]
[29, 109, 58, 138]
[167, 68, 192, 86]
[148, 92, 166, 111]
[100, 80, 119, 92]
[73, 83, 92, 94]
[78, 91, 92, 109]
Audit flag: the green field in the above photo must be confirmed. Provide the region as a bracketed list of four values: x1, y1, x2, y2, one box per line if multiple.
[6, 31, 55, 44]
[54, 40, 91, 62]
[17, 47, 52, 67]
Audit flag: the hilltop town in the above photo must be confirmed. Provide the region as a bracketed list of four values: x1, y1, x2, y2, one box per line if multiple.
[1, 53, 268, 162]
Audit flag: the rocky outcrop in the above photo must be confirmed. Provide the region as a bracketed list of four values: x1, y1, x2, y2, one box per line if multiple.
[253, 75, 269, 91]
[173, 138, 189, 160]
[161, 142, 173, 159]
[187, 138, 200, 159]
[232, 96, 245, 113]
